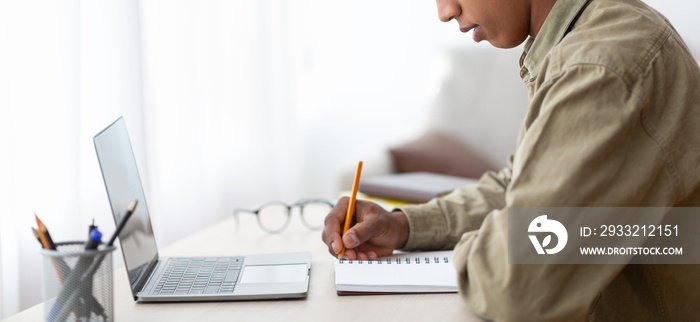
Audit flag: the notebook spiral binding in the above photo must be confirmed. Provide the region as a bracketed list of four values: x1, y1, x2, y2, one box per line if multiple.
[339, 256, 449, 265]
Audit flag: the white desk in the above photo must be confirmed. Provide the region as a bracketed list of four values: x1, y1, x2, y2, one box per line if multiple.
[4, 214, 483, 321]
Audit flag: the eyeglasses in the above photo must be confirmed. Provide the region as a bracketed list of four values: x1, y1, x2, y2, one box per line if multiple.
[233, 199, 334, 233]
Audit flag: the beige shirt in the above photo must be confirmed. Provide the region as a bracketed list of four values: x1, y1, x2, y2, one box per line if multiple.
[399, 0, 700, 320]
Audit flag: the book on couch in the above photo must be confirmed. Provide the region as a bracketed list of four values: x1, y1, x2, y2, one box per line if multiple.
[358, 172, 478, 203]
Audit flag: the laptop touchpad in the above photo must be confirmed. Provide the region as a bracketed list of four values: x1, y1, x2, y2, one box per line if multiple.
[240, 264, 308, 284]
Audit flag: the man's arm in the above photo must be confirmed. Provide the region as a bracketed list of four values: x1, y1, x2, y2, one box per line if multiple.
[398, 160, 513, 250]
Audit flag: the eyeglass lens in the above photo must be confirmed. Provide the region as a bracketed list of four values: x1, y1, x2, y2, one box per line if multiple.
[300, 201, 333, 230]
[257, 203, 291, 233]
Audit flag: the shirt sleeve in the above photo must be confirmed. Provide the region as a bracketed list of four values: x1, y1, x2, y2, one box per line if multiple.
[453, 64, 662, 320]
[397, 157, 513, 250]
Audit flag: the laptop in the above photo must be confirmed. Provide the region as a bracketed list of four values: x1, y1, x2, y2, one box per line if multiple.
[93, 116, 311, 302]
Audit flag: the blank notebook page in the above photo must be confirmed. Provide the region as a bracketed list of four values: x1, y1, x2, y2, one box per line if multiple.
[334, 250, 458, 294]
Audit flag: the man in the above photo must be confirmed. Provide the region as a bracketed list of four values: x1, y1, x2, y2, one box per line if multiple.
[322, 0, 700, 320]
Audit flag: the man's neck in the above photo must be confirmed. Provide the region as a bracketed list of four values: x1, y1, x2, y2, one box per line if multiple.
[530, 0, 558, 37]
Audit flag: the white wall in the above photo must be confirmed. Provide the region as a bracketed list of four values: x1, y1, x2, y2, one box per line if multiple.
[645, 0, 700, 49]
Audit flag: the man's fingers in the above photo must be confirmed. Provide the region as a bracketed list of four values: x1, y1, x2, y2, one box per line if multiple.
[342, 249, 357, 260]
[366, 251, 378, 260]
[332, 197, 350, 218]
[323, 225, 343, 256]
[343, 216, 383, 249]
[356, 252, 369, 261]
[322, 197, 350, 256]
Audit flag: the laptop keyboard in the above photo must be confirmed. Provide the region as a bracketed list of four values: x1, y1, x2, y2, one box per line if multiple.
[153, 257, 244, 295]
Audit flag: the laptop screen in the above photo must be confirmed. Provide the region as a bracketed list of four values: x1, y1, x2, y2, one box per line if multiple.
[94, 117, 159, 296]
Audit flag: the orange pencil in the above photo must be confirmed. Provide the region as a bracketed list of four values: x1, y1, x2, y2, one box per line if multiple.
[339, 161, 363, 257]
[35, 214, 68, 285]
[35, 214, 56, 250]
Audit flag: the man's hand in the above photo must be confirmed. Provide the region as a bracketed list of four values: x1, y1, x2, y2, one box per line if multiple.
[322, 197, 409, 260]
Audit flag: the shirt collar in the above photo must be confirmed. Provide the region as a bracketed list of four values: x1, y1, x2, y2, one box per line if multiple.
[521, 0, 590, 78]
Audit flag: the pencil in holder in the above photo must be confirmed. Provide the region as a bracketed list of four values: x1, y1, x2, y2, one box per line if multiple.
[40, 242, 116, 322]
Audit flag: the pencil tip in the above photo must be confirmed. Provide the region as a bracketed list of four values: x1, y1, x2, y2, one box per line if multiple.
[128, 200, 138, 212]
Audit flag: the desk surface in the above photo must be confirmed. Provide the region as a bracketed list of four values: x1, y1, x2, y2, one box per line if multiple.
[4, 214, 483, 322]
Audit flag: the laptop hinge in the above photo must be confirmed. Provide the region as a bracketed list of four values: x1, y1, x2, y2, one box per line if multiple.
[132, 254, 160, 300]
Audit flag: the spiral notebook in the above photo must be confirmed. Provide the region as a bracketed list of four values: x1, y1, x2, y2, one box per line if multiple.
[334, 250, 458, 295]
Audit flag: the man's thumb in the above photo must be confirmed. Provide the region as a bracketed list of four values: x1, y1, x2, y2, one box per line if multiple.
[343, 219, 380, 248]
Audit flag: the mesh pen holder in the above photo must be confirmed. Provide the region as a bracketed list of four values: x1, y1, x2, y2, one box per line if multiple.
[41, 242, 116, 322]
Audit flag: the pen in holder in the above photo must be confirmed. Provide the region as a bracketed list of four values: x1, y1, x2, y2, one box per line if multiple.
[41, 242, 115, 322]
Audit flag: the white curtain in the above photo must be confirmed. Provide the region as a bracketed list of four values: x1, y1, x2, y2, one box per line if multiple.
[0, 0, 146, 314]
[136, 0, 457, 248]
[1, 0, 86, 315]
[139, 0, 308, 247]
[0, 0, 451, 315]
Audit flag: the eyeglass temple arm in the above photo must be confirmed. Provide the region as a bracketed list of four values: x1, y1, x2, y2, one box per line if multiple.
[233, 208, 257, 226]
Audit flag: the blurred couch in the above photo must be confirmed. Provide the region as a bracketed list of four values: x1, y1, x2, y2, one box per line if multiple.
[341, 45, 700, 190]
[340, 47, 529, 189]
